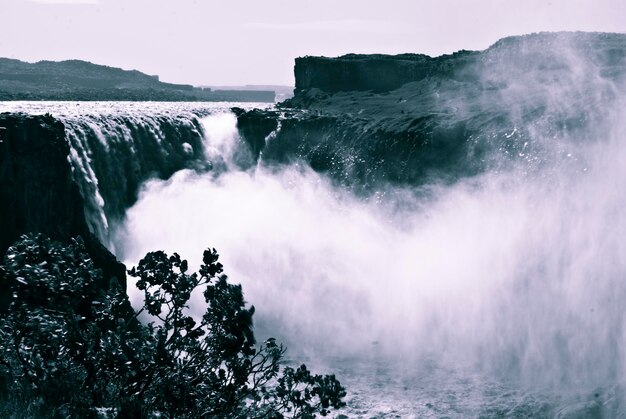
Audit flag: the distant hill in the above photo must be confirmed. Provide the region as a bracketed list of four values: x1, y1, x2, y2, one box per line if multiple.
[0, 58, 275, 102]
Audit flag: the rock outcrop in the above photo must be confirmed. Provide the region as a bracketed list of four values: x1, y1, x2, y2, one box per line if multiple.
[232, 107, 279, 160]
[294, 51, 477, 94]
[0, 114, 84, 251]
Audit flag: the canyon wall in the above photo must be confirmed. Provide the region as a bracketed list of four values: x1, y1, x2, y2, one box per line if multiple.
[294, 51, 477, 93]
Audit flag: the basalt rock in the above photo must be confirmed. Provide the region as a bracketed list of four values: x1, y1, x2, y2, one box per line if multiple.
[232, 107, 279, 160]
[0, 114, 84, 251]
[293, 51, 477, 94]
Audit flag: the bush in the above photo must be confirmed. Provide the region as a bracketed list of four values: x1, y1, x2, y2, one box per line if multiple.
[0, 234, 345, 418]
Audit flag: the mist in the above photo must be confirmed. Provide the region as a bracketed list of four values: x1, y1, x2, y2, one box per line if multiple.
[116, 120, 626, 389]
[108, 34, 626, 415]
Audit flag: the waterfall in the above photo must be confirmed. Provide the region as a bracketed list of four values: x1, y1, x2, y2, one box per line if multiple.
[1, 102, 264, 249]
[5, 38, 626, 414]
[63, 112, 207, 246]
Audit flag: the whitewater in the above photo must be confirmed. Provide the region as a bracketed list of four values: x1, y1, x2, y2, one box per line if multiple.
[5, 96, 626, 417]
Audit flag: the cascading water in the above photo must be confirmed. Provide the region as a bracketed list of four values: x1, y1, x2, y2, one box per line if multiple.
[1, 102, 263, 249]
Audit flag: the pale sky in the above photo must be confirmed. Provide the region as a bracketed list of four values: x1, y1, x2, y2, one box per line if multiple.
[2, 0, 625, 86]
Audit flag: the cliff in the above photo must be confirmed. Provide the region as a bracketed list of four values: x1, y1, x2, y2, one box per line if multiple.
[0, 113, 125, 304]
[0, 114, 84, 250]
[294, 51, 477, 94]
[237, 32, 626, 190]
[293, 32, 626, 95]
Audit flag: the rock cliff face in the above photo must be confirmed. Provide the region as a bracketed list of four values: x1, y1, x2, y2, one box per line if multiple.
[237, 32, 626, 190]
[294, 51, 477, 94]
[0, 114, 84, 250]
[0, 113, 125, 299]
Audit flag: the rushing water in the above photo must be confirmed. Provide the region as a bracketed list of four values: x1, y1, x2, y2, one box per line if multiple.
[5, 91, 626, 417]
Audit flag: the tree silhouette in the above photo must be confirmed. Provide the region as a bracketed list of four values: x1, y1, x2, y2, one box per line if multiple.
[0, 234, 345, 418]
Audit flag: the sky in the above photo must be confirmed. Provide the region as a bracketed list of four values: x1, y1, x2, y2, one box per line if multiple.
[1, 0, 625, 86]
